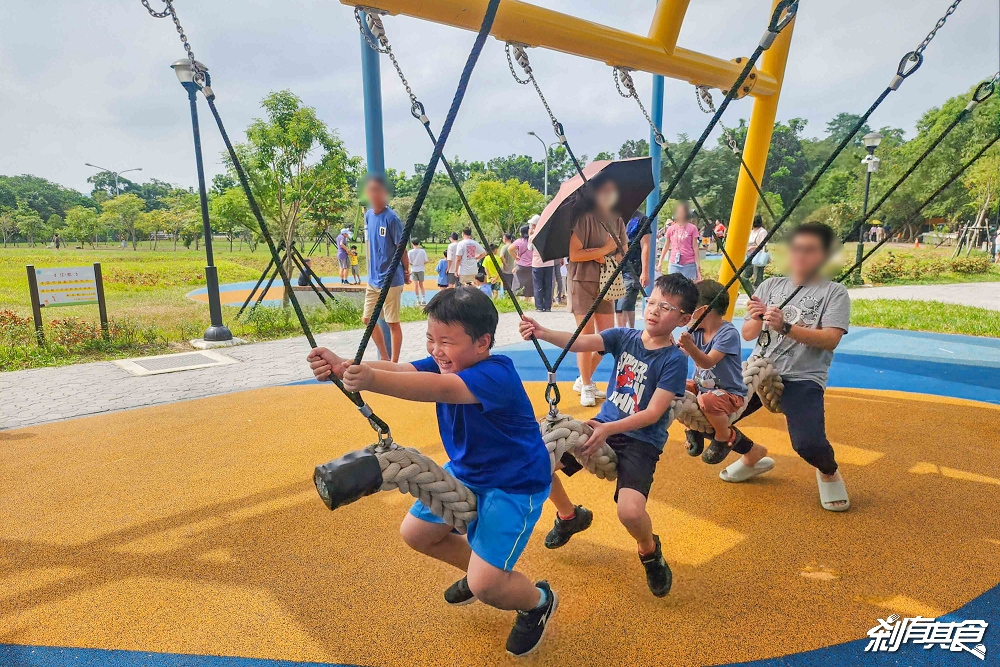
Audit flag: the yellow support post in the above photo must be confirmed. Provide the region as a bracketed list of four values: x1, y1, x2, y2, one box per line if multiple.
[717, 0, 796, 318]
[648, 0, 691, 54]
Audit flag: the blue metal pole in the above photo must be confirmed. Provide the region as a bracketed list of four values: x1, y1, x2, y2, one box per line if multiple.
[359, 10, 391, 357]
[645, 72, 665, 293]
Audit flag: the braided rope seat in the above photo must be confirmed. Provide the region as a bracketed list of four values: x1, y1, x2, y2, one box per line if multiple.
[374, 444, 479, 534]
[671, 355, 784, 436]
[365, 413, 623, 532]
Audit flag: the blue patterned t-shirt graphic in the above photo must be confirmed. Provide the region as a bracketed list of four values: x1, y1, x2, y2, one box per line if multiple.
[594, 328, 688, 449]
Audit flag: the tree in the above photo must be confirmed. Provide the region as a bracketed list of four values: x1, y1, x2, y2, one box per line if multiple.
[64, 206, 102, 247]
[162, 192, 199, 250]
[619, 139, 650, 159]
[593, 151, 616, 162]
[15, 207, 44, 246]
[825, 112, 872, 147]
[45, 214, 65, 241]
[0, 174, 93, 220]
[467, 177, 546, 237]
[0, 208, 18, 247]
[226, 90, 362, 299]
[99, 194, 146, 250]
[210, 187, 253, 252]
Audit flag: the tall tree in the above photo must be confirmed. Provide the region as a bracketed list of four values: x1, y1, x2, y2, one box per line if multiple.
[99, 194, 146, 250]
[64, 206, 102, 248]
[467, 177, 546, 237]
[226, 90, 361, 297]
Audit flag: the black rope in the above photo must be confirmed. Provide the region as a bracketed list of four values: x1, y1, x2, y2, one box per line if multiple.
[548, 0, 799, 371]
[353, 0, 502, 365]
[202, 94, 392, 436]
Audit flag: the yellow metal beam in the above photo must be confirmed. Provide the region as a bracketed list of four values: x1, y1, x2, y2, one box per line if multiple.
[648, 0, 692, 54]
[718, 0, 796, 317]
[344, 0, 780, 96]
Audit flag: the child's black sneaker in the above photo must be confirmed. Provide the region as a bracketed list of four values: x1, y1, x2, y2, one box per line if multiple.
[685, 430, 705, 457]
[506, 581, 558, 657]
[639, 535, 672, 597]
[543, 505, 593, 549]
[444, 576, 476, 606]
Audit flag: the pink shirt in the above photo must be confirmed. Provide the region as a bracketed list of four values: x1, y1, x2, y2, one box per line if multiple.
[511, 238, 533, 267]
[665, 222, 700, 265]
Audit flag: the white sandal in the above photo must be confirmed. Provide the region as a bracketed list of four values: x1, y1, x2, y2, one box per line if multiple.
[816, 469, 850, 512]
[720, 457, 774, 483]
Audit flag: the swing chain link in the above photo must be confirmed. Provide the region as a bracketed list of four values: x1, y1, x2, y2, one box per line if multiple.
[614, 68, 667, 148]
[914, 0, 962, 56]
[354, 7, 428, 122]
[695, 86, 741, 156]
[140, 0, 207, 87]
[506, 43, 566, 143]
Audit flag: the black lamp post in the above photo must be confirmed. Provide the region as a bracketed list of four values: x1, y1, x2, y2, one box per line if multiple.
[854, 131, 882, 283]
[172, 58, 232, 343]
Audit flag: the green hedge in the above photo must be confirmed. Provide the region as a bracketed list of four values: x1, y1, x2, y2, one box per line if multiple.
[862, 252, 992, 284]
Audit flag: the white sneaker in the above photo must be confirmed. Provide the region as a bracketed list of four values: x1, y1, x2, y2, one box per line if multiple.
[580, 384, 596, 407]
[593, 385, 606, 400]
[573, 376, 583, 393]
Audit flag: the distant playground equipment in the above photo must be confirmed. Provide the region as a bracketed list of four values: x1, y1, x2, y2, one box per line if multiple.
[140, 0, 997, 529]
[235, 240, 340, 318]
[25, 262, 109, 346]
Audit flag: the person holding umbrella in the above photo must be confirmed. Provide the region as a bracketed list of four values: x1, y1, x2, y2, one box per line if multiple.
[532, 157, 654, 408]
[658, 202, 702, 281]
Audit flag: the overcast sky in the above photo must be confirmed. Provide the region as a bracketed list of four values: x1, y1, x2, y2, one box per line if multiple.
[1, 1, 997, 195]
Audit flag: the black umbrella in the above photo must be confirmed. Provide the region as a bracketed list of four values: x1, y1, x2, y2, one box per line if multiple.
[530, 157, 654, 261]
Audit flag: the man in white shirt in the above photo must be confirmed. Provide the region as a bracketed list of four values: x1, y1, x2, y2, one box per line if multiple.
[407, 239, 430, 305]
[452, 227, 486, 285]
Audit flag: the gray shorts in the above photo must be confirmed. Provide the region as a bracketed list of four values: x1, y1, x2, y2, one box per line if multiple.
[410, 270, 425, 282]
[338, 256, 351, 269]
[447, 273, 459, 286]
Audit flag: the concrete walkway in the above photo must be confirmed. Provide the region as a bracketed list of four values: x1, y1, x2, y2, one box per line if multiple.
[846, 281, 1000, 310]
[0, 311, 578, 431]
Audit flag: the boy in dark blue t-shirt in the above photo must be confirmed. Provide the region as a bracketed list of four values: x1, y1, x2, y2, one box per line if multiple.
[520, 274, 697, 598]
[307, 287, 556, 657]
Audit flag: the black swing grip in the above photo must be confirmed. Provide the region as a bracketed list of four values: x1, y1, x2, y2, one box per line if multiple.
[314, 449, 384, 511]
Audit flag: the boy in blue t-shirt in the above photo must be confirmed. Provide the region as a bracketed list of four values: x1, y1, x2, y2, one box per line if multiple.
[435, 251, 450, 288]
[307, 287, 556, 657]
[678, 280, 771, 479]
[519, 273, 697, 598]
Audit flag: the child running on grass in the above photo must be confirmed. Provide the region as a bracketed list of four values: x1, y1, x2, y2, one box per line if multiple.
[678, 280, 772, 481]
[307, 287, 557, 657]
[519, 273, 697, 597]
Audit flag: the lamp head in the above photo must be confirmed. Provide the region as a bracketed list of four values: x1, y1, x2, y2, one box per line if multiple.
[528, 131, 538, 137]
[863, 131, 882, 152]
[171, 59, 208, 86]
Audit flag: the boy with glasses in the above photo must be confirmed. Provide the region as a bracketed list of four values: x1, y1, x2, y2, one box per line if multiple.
[519, 273, 697, 597]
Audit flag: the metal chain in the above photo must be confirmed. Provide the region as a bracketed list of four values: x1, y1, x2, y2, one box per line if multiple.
[354, 7, 425, 119]
[506, 43, 564, 141]
[614, 68, 667, 147]
[139, 0, 206, 86]
[695, 86, 741, 155]
[914, 0, 962, 56]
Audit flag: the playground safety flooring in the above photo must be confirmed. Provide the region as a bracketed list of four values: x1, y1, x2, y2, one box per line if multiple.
[3, 326, 1000, 666]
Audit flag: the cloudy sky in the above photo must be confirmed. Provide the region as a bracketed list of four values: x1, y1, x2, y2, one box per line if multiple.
[1, 1, 997, 195]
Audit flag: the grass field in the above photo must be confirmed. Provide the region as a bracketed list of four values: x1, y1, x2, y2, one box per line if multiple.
[1, 242, 998, 370]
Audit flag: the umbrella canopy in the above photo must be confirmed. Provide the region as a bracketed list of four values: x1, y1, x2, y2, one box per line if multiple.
[530, 157, 654, 261]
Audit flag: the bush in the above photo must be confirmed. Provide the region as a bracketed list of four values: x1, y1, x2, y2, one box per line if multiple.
[862, 252, 994, 284]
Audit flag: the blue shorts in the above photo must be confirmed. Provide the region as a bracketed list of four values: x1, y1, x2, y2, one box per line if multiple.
[408, 463, 549, 571]
[668, 263, 698, 280]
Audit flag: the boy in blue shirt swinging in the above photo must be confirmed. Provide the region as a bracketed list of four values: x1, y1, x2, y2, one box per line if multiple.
[307, 287, 556, 657]
[519, 273, 697, 597]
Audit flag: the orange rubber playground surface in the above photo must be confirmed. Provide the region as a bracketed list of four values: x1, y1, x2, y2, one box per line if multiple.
[3, 376, 1000, 666]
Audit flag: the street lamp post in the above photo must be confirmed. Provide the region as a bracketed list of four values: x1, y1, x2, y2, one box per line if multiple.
[855, 131, 882, 283]
[172, 58, 233, 343]
[84, 163, 143, 196]
[528, 131, 550, 198]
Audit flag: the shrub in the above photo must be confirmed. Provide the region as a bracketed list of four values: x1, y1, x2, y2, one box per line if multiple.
[861, 251, 994, 284]
[949, 253, 991, 274]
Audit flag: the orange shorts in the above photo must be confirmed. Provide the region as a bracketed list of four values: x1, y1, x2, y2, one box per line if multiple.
[686, 380, 744, 416]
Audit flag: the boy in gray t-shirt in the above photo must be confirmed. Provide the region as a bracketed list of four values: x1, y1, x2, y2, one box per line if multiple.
[727, 223, 852, 512]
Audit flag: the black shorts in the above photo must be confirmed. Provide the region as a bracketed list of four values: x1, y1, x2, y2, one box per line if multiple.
[559, 433, 661, 501]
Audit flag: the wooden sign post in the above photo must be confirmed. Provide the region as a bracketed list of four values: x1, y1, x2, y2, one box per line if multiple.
[26, 263, 109, 346]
